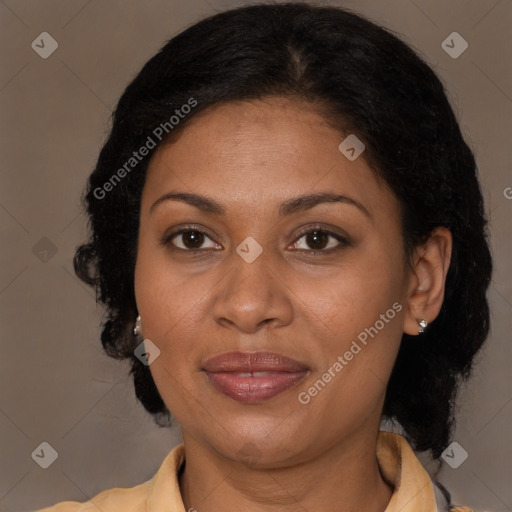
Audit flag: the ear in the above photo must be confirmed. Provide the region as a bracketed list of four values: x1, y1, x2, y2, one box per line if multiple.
[403, 227, 452, 336]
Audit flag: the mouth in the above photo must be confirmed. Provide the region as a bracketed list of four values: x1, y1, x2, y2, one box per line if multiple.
[202, 351, 309, 403]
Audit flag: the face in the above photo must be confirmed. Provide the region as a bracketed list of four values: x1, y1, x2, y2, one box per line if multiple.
[134, 97, 410, 467]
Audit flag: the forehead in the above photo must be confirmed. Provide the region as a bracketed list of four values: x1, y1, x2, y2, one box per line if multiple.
[142, 97, 396, 219]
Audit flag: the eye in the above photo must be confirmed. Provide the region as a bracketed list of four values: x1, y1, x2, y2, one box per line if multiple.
[162, 225, 350, 253]
[291, 227, 349, 252]
[164, 228, 221, 251]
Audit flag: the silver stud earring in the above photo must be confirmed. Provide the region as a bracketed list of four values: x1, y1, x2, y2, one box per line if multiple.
[417, 319, 428, 334]
[133, 315, 142, 337]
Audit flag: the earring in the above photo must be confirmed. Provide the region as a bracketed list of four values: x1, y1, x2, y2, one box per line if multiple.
[133, 315, 142, 337]
[417, 319, 428, 334]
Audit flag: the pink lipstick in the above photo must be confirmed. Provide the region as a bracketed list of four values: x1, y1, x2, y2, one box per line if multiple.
[202, 351, 308, 403]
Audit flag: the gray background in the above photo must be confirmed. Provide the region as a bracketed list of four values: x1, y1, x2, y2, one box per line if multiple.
[0, 1, 510, 511]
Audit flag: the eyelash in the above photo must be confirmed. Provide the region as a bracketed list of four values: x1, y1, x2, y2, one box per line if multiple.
[161, 224, 350, 254]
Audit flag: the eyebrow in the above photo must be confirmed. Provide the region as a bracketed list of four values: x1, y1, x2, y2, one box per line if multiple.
[150, 191, 371, 218]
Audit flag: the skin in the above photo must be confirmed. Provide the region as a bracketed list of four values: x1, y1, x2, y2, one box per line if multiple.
[134, 96, 452, 512]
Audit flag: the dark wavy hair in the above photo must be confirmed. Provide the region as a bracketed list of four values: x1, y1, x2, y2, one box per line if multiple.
[74, 2, 492, 459]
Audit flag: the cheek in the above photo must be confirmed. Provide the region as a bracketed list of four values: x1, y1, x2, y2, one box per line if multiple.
[296, 285, 403, 433]
[134, 239, 206, 339]
[135, 256, 203, 415]
[295, 251, 405, 337]
[292, 247, 405, 396]
[133, 243, 215, 406]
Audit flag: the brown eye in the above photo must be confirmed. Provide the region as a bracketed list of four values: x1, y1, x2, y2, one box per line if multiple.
[305, 230, 329, 250]
[180, 230, 205, 249]
[167, 229, 219, 250]
[292, 228, 349, 252]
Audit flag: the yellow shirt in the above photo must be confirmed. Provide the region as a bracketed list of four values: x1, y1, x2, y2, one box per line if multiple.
[35, 431, 476, 512]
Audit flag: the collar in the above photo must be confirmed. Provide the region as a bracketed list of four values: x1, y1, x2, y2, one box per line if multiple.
[377, 431, 439, 511]
[146, 431, 438, 511]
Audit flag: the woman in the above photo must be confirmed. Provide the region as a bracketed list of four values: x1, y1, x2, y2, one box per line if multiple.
[37, 3, 492, 511]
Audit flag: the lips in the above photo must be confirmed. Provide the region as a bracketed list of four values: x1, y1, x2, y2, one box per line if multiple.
[202, 351, 309, 403]
[203, 351, 308, 373]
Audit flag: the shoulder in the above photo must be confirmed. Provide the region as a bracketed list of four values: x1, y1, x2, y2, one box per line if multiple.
[34, 502, 80, 512]
[33, 480, 151, 512]
[33, 444, 186, 512]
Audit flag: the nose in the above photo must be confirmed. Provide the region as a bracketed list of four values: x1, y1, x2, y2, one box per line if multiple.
[212, 249, 294, 334]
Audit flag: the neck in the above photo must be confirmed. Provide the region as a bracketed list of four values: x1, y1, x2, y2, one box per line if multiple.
[178, 430, 393, 512]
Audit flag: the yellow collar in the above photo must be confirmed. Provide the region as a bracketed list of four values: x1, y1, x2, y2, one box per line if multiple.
[377, 431, 438, 511]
